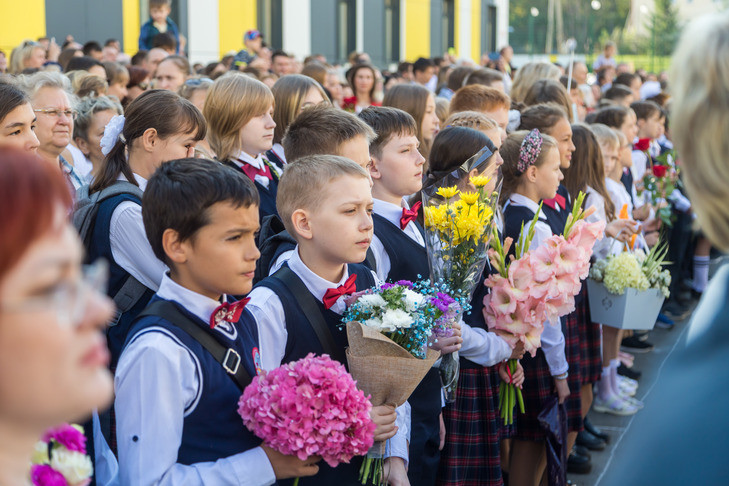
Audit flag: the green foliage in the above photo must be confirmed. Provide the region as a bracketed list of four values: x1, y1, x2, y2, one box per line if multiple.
[645, 0, 681, 56]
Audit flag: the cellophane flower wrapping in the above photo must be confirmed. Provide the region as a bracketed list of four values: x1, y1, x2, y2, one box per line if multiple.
[483, 193, 605, 424]
[237, 353, 376, 469]
[422, 151, 501, 402]
[31, 423, 93, 486]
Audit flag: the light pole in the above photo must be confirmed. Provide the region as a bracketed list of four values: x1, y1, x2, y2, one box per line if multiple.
[588, 1, 602, 57]
[529, 7, 539, 58]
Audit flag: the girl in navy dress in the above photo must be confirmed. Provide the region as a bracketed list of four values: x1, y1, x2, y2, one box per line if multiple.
[499, 129, 569, 486]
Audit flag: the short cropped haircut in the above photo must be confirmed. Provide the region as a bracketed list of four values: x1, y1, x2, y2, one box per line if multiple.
[276, 154, 370, 237]
[604, 84, 633, 102]
[357, 106, 418, 158]
[149, 0, 171, 7]
[143, 158, 259, 266]
[449, 85, 510, 115]
[464, 68, 504, 87]
[282, 104, 375, 162]
[445, 111, 498, 133]
[630, 100, 661, 121]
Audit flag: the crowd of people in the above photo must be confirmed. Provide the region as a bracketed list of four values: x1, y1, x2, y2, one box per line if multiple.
[0, 0, 726, 485]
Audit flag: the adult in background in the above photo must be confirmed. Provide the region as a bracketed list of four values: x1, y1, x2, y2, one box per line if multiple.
[604, 11, 729, 484]
[0, 148, 114, 485]
[343, 63, 380, 113]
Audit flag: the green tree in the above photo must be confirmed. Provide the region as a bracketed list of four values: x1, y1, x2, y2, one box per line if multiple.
[646, 0, 681, 57]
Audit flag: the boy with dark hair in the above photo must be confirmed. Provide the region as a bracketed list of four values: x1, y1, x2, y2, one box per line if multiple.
[152, 32, 177, 54]
[413, 57, 436, 88]
[113, 159, 318, 484]
[83, 41, 103, 60]
[630, 100, 663, 180]
[463, 67, 506, 92]
[138, 0, 180, 53]
[248, 155, 410, 485]
[603, 84, 634, 107]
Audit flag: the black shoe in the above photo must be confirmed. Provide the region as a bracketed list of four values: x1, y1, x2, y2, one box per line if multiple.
[618, 363, 642, 380]
[576, 429, 606, 451]
[621, 336, 654, 353]
[574, 445, 592, 460]
[584, 417, 610, 444]
[567, 448, 592, 474]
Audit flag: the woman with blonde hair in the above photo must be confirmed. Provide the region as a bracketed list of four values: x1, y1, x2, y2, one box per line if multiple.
[268, 74, 329, 166]
[204, 72, 280, 220]
[8, 40, 46, 74]
[383, 83, 439, 165]
[510, 62, 561, 104]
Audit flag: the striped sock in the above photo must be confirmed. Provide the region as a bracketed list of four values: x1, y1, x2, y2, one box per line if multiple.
[693, 255, 710, 292]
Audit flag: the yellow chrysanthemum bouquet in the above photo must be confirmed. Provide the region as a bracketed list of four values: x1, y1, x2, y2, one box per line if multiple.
[422, 146, 501, 401]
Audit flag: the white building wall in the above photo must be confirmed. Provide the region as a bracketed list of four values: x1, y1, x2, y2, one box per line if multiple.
[282, 0, 312, 61]
[187, 0, 219, 65]
[457, 0, 472, 59]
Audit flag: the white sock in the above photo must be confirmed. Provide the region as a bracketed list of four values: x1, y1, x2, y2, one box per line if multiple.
[609, 359, 622, 396]
[598, 367, 613, 401]
[693, 256, 710, 292]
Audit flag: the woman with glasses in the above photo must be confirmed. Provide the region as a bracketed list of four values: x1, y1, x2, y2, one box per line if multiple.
[18, 71, 87, 189]
[0, 147, 114, 485]
[0, 82, 40, 153]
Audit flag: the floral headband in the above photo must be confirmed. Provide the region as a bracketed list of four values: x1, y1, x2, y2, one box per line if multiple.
[517, 129, 543, 173]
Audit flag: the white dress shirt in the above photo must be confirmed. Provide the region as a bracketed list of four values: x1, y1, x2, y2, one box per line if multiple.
[114, 274, 276, 485]
[369, 198, 425, 282]
[270, 143, 287, 165]
[110, 173, 168, 291]
[631, 149, 648, 182]
[584, 185, 616, 259]
[247, 248, 411, 464]
[505, 194, 568, 376]
[232, 151, 282, 189]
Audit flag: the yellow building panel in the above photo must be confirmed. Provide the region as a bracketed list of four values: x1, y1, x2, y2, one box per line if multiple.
[219, 0, 256, 57]
[405, 0, 430, 61]
[471, 0, 481, 61]
[122, 0, 141, 56]
[0, 0, 46, 54]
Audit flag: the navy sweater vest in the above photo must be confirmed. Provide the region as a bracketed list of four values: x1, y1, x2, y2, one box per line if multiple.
[372, 213, 428, 282]
[541, 184, 571, 236]
[222, 160, 279, 221]
[125, 297, 262, 465]
[88, 193, 155, 369]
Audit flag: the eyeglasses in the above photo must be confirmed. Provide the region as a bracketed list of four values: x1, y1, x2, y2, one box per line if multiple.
[34, 108, 78, 120]
[1, 259, 109, 328]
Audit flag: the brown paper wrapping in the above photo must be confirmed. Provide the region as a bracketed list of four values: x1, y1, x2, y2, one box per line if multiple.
[345, 321, 440, 408]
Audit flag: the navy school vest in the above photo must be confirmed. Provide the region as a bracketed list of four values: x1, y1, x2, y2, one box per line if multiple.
[541, 184, 572, 236]
[124, 296, 262, 465]
[372, 213, 428, 282]
[256, 263, 375, 486]
[222, 159, 279, 222]
[87, 193, 155, 369]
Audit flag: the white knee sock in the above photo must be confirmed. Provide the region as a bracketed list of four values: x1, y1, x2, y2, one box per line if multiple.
[693, 256, 710, 292]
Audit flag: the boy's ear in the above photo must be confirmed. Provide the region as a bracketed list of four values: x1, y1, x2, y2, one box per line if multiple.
[369, 155, 383, 180]
[291, 209, 314, 240]
[162, 228, 188, 265]
[141, 128, 159, 153]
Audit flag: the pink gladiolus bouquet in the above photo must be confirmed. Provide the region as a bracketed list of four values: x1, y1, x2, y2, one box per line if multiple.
[484, 192, 605, 424]
[238, 353, 376, 485]
[31, 424, 92, 486]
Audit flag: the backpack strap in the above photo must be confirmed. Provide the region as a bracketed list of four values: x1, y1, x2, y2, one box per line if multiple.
[271, 266, 346, 363]
[137, 300, 252, 390]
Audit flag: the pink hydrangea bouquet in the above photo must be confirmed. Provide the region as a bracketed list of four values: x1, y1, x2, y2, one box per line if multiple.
[30, 424, 92, 486]
[237, 353, 376, 485]
[484, 192, 605, 424]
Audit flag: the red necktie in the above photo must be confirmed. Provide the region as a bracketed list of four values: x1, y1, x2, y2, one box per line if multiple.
[209, 298, 250, 329]
[400, 202, 422, 230]
[543, 193, 566, 210]
[238, 161, 273, 182]
[322, 274, 357, 310]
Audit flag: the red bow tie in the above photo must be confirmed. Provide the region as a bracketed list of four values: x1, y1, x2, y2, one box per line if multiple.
[209, 298, 250, 329]
[322, 274, 357, 310]
[400, 201, 422, 229]
[543, 194, 566, 210]
[238, 160, 273, 182]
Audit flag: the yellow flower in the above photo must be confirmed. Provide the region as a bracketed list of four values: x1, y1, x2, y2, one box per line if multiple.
[460, 191, 480, 205]
[470, 175, 491, 188]
[436, 186, 459, 199]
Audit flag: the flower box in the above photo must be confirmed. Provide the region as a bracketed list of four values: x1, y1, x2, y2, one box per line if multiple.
[586, 279, 665, 330]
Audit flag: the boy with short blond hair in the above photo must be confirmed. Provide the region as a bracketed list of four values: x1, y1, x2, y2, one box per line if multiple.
[248, 155, 410, 485]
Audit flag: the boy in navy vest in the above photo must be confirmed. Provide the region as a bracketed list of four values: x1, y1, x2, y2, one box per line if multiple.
[248, 155, 410, 485]
[113, 159, 319, 484]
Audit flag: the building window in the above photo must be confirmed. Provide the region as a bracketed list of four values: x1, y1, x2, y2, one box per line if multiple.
[442, 0, 455, 52]
[337, 0, 356, 62]
[384, 0, 401, 63]
[258, 0, 283, 50]
[483, 4, 498, 53]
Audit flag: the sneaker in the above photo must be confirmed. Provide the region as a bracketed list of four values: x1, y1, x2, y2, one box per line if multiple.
[617, 375, 639, 389]
[593, 395, 639, 416]
[618, 363, 642, 380]
[621, 336, 654, 353]
[655, 314, 676, 330]
[623, 395, 644, 409]
[662, 301, 692, 320]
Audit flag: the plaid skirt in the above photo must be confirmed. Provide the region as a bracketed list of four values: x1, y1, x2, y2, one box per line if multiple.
[514, 349, 555, 441]
[437, 367, 504, 486]
[579, 288, 603, 385]
[563, 310, 584, 433]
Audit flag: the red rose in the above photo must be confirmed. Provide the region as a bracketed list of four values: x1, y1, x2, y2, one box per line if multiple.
[633, 138, 651, 151]
[652, 164, 667, 178]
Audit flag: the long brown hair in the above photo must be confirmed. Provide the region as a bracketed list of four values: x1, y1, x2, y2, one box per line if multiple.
[271, 74, 329, 144]
[383, 84, 433, 158]
[91, 89, 206, 193]
[562, 124, 615, 221]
